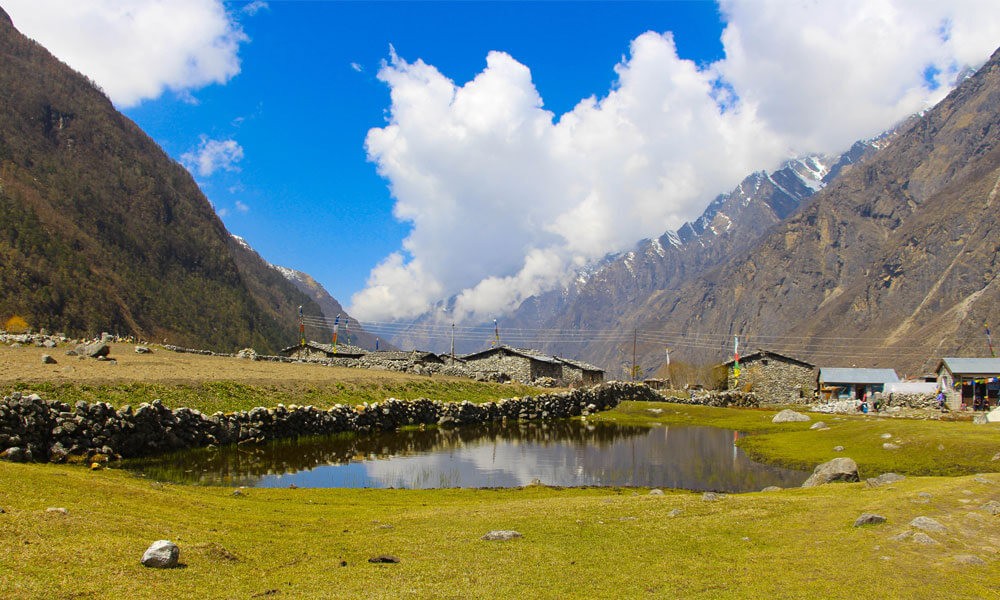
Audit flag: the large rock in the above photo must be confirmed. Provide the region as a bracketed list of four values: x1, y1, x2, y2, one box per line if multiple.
[801, 457, 859, 487]
[909, 516, 946, 534]
[772, 409, 810, 423]
[141, 540, 179, 568]
[79, 342, 110, 358]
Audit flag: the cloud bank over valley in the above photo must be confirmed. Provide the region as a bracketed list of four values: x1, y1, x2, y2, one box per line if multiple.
[351, 0, 1000, 323]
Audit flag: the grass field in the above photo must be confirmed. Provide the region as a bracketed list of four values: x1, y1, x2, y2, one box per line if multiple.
[0, 343, 544, 412]
[1, 343, 999, 598]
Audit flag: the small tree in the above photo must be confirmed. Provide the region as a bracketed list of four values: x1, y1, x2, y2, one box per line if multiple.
[4, 315, 29, 333]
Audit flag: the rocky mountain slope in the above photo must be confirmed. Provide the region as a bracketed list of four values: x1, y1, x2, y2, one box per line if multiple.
[620, 46, 1000, 376]
[502, 138, 894, 364]
[0, 8, 321, 352]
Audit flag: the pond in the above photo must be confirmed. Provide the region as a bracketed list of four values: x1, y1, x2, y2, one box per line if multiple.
[127, 421, 809, 492]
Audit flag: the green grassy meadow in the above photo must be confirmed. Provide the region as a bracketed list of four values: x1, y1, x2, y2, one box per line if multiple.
[1, 383, 999, 598]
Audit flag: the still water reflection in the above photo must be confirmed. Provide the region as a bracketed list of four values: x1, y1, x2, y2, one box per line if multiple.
[127, 421, 808, 492]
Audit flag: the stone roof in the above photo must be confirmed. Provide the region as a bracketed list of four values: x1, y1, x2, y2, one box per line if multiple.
[363, 350, 443, 363]
[462, 345, 561, 365]
[721, 349, 814, 369]
[937, 357, 1000, 377]
[819, 367, 900, 385]
[557, 357, 604, 373]
[279, 340, 367, 357]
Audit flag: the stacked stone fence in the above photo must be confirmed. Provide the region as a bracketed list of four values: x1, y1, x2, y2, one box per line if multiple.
[0, 382, 662, 463]
[671, 390, 761, 408]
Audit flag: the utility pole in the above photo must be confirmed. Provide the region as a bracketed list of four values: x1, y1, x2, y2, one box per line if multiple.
[632, 328, 638, 382]
[451, 322, 455, 362]
[665, 347, 671, 387]
[297, 305, 304, 347]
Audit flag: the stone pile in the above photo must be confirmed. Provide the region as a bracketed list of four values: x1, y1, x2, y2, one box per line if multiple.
[0, 382, 661, 463]
[878, 392, 939, 409]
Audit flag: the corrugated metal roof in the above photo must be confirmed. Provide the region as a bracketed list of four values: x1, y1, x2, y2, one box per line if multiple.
[939, 357, 1000, 376]
[819, 367, 900, 384]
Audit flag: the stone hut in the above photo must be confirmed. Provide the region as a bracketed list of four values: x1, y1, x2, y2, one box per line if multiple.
[557, 357, 605, 386]
[362, 350, 444, 367]
[461, 346, 564, 384]
[279, 341, 367, 361]
[722, 349, 815, 402]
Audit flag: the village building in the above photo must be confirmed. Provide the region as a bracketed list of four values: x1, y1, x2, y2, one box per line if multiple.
[461, 345, 565, 384]
[556, 357, 605, 386]
[721, 349, 815, 402]
[936, 357, 1000, 411]
[361, 350, 444, 367]
[643, 378, 668, 391]
[818, 367, 899, 400]
[279, 340, 367, 361]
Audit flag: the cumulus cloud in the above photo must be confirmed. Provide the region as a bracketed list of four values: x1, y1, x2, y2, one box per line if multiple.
[350, 0, 1000, 323]
[3, 0, 248, 107]
[181, 137, 245, 177]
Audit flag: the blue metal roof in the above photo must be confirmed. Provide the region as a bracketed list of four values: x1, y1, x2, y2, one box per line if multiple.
[819, 367, 900, 384]
[938, 357, 1000, 376]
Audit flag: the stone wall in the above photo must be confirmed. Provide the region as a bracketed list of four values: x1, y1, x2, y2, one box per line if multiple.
[673, 389, 761, 408]
[0, 382, 663, 463]
[728, 356, 815, 403]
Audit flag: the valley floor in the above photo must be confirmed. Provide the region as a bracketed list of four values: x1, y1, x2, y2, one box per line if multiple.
[1, 344, 998, 598]
[0, 462, 997, 599]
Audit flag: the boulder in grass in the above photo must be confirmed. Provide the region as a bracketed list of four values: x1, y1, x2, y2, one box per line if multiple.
[801, 457, 859, 487]
[772, 409, 810, 423]
[80, 342, 109, 358]
[909, 516, 946, 534]
[853, 513, 886, 527]
[141, 540, 180, 568]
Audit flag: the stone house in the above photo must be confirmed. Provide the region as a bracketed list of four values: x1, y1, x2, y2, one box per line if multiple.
[818, 367, 899, 400]
[556, 357, 605, 386]
[279, 340, 367, 361]
[361, 350, 444, 367]
[936, 357, 1000, 410]
[461, 345, 564, 384]
[721, 349, 815, 402]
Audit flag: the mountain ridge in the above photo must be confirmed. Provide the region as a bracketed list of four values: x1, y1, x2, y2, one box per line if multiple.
[0, 13, 321, 352]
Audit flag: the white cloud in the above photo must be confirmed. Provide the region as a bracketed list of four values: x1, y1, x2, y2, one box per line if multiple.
[181, 137, 245, 177]
[3, 0, 248, 107]
[351, 0, 1000, 323]
[242, 1, 268, 16]
[235, 200, 250, 213]
[351, 62, 364, 73]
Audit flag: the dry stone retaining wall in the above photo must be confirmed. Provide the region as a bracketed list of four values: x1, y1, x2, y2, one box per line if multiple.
[0, 382, 662, 463]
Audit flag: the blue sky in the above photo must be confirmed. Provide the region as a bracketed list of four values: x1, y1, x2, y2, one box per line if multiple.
[123, 1, 726, 308]
[6, 1, 1000, 324]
